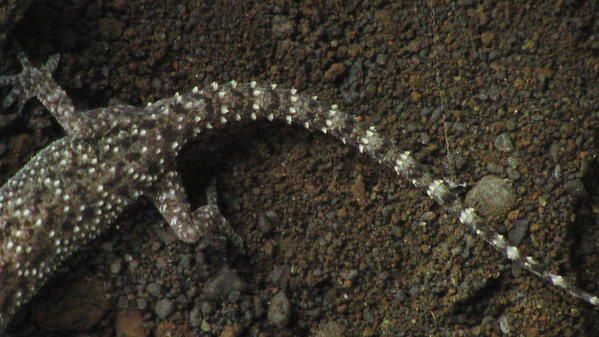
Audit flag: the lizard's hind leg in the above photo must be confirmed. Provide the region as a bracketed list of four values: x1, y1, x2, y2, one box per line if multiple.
[148, 172, 244, 252]
[194, 178, 245, 252]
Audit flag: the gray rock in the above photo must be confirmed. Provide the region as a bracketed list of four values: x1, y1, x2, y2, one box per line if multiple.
[176, 293, 189, 305]
[465, 175, 516, 219]
[267, 291, 291, 327]
[507, 155, 519, 169]
[506, 167, 521, 180]
[316, 320, 345, 337]
[341, 57, 364, 105]
[508, 218, 529, 245]
[146, 283, 162, 297]
[200, 301, 213, 315]
[486, 162, 504, 174]
[189, 306, 202, 328]
[564, 179, 586, 200]
[178, 254, 191, 270]
[202, 266, 246, 301]
[272, 15, 295, 37]
[154, 298, 174, 320]
[267, 265, 287, 285]
[498, 314, 510, 334]
[136, 298, 147, 310]
[341, 269, 359, 281]
[258, 213, 273, 234]
[110, 258, 122, 274]
[495, 133, 514, 152]
[549, 143, 561, 162]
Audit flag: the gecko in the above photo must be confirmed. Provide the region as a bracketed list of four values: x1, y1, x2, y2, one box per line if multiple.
[0, 50, 597, 333]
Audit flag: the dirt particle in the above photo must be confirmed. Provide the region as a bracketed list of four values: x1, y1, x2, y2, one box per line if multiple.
[481, 31, 495, 47]
[272, 15, 295, 38]
[410, 90, 422, 102]
[115, 309, 146, 337]
[324, 63, 346, 82]
[219, 324, 241, 337]
[407, 39, 420, 53]
[98, 17, 125, 40]
[111, 0, 127, 12]
[155, 321, 193, 337]
[316, 320, 345, 337]
[351, 174, 367, 208]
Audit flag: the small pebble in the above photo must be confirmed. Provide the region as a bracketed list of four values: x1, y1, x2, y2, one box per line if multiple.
[146, 283, 162, 297]
[110, 258, 123, 274]
[324, 63, 346, 82]
[136, 298, 148, 311]
[268, 291, 291, 327]
[465, 175, 516, 219]
[508, 218, 529, 245]
[115, 309, 146, 337]
[563, 179, 586, 200]
[154, 298, 174, 320]
[495, 133, 514, 152]
[202, 266, 246, 301]
[220, 325, 242, 337]
[316, 320, 345, 337]
[189, 307, 202, 328]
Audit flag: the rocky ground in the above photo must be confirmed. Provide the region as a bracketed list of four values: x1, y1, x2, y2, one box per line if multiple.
[1, 0, 598, 336]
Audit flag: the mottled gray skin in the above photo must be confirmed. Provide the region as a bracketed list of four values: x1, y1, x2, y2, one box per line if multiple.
[0, 53, 597, 333]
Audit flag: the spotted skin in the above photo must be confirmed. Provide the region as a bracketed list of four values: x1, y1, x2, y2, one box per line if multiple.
[0, 53, 597, 332]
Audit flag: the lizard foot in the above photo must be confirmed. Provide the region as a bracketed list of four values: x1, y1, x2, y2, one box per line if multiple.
[193, 178, 245, 253]
[0, 49, 60, 113]
[149, 171, 245, 252]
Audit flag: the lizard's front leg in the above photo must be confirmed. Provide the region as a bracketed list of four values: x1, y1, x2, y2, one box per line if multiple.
[148, 171, 244, 250]
[0, 50, 76, 129]
[1, 49, 138, 139]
